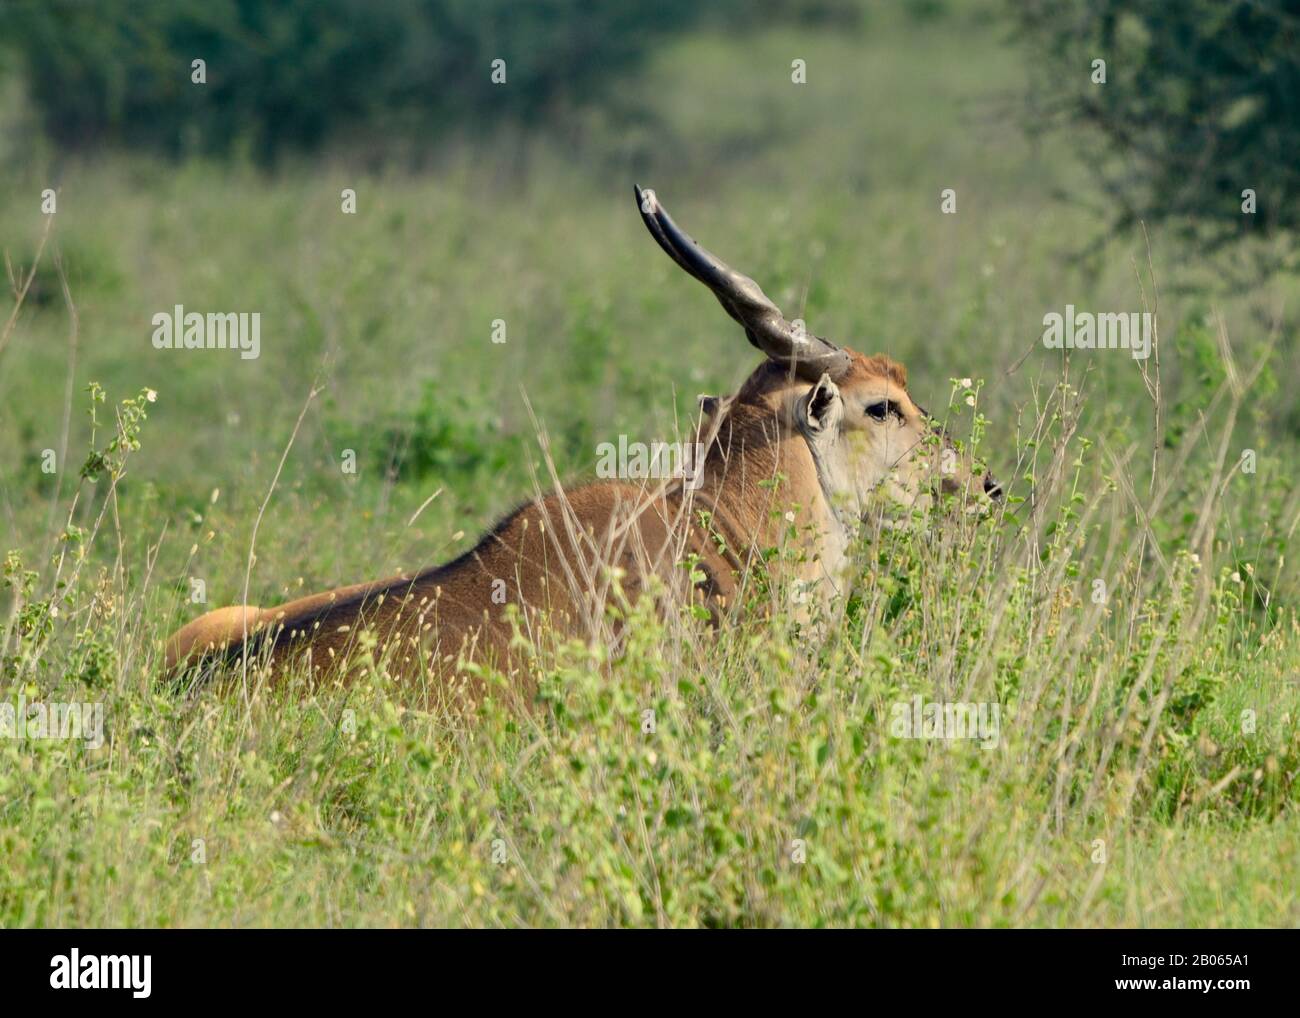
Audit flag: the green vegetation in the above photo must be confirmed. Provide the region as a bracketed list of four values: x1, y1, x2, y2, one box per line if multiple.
[3, 0, 859, 162]
[1014, 0, 1300, 257]
[1, 6, 1296, 926]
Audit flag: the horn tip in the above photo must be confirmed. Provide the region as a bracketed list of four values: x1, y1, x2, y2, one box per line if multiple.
[634, 184, 658, 215]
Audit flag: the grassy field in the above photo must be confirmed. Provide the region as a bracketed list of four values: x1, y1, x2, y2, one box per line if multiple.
[0, 6, 1297, 926]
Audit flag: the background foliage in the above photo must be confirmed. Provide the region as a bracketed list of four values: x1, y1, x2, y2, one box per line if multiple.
[4, 0, 860, 162]
[1014, 0, 1300, 256]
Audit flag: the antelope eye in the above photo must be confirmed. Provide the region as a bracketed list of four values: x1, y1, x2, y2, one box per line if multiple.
[865, 400, 890, 422]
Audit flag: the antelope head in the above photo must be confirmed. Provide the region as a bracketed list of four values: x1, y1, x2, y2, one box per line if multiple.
[635, 185, 1001, 521]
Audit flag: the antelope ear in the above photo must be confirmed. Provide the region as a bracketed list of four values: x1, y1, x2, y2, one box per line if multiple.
[797, 374, 842, 436]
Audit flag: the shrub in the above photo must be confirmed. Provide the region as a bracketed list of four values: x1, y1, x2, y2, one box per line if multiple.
[4, 0, 864, 162]
[1013, 0, 1300, 257]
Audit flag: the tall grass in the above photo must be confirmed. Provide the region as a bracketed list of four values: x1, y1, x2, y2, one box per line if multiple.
[1, 329, 1295, 926]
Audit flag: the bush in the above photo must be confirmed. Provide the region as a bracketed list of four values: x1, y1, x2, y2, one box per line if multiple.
[4, 0, 864, 163]
[1013, 0, 1300, 255]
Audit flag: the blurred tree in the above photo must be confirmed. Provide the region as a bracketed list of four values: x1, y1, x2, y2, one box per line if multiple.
[1014, 0, 1300, 255]
[3, 0, 864, 163]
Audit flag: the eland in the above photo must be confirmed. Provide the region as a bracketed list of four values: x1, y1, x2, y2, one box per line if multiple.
[165, 187, 999, 698]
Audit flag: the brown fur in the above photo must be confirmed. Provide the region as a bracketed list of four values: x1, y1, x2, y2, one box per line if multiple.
[165, 349, 976, 700]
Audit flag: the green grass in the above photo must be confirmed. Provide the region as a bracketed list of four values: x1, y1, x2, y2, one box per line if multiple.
[0, 6, 1297, 927]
